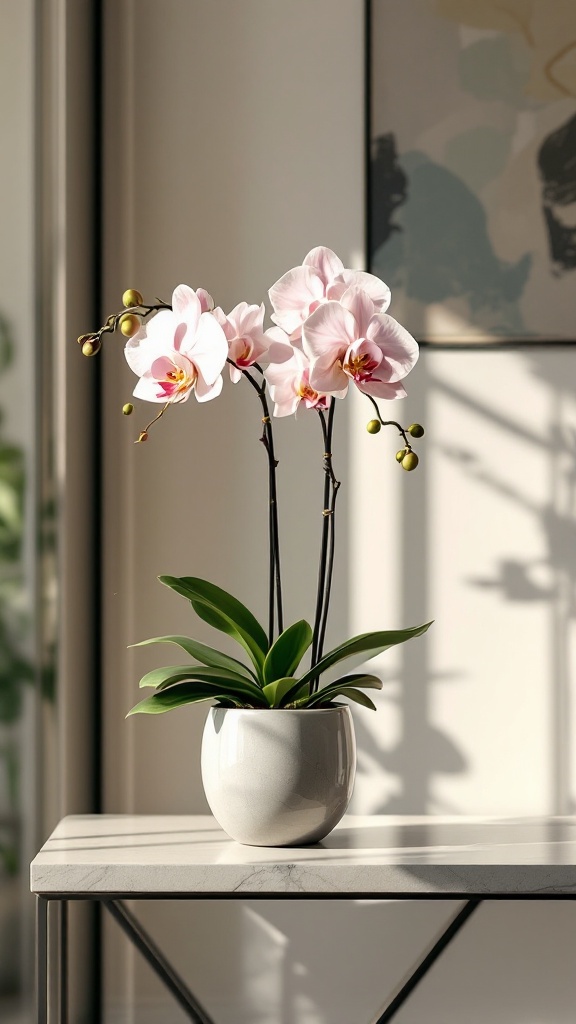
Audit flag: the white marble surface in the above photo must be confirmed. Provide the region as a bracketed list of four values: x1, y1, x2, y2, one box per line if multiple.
[30, 815, 576, 895]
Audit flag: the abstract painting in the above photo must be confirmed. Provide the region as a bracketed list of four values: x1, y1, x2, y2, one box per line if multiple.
[368, 0, 576, 343]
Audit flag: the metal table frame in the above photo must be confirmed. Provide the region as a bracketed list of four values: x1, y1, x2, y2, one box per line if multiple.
[35, 890, 576, 1024]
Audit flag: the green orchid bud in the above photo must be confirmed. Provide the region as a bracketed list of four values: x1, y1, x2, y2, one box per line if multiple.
[120, 313, 141, 337]
[122, 403, 134, 416]
[366, 419, 381, 434]
[81, 337, 101, 357]
[408, 423, 425, 438]
[396, 449, 407, 462]
[122, 288, 143, 308]
[401, 451, 419, 471]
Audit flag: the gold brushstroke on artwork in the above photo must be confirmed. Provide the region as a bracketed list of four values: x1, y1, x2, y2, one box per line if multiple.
[544, 40, 576, 98]
[436, 0, 576, 99]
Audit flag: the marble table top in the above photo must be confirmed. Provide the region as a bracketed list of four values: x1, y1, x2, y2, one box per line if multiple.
[30, 814, 576, 896]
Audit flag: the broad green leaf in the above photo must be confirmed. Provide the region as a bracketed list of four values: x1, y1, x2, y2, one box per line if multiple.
[138, 664, 265, 704]
[189, 600, 265, 675]
[130, 635, 258, 682]
[301, 675, 382, 708]
[312, 687, 378, 711]
[127, 681, 251, 716]
[160, 576, 267, 675]
[262, 677, 303, 708]
[282, 621, 433, 705]
[263, 620, 313, 686]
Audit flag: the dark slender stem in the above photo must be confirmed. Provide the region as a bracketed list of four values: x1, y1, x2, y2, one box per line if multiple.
[264, 415, 283, 636]
[317, 401, 340, 665]
[311, 413, 331, 674]
[311, 399, 340, 685]
[230, 361, 283, 644]
[365, 393, 412, 447]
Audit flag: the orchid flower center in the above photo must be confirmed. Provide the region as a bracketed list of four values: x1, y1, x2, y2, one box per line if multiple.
[236, 339, 254, 367]
[155, 358, 197, 399]
[296, 372, 327, 409]
[343, 344, 380, 383]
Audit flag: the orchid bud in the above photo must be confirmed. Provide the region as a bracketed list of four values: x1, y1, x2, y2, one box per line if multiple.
[408, 423, 425, 438]
[395, 449, 406, 462]
[136, 431, 149, 443]
[122, 403, 134, 416]
[122, 288, 143, 308]
[366, 419, 381, 434]
[120, 313, 141, 337]
[401, 451, 419, 471]
[81, 337, 101, 357]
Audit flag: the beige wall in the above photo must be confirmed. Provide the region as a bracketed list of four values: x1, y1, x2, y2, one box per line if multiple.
[102, 2, 576, 1022]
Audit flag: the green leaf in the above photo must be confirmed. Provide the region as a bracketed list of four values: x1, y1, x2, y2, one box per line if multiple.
[130, 635, 258, 682]
[137, 664, 266, 704]
[127, 681, 249, 716]
[301, 675, 382, 708]
[262, 676, 302, 708]
[281, 621, 433, 705]
[159, 576, 268, 675]
[313, 687, 378, 711]
[263, 620, 313, 686]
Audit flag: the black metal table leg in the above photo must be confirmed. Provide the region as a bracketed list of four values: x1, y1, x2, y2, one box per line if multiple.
[36, 896, 48, 1024]
[371, 899, 482, 1023]
[58, 900, 68, 1024]
[104, 899, 217, 1024]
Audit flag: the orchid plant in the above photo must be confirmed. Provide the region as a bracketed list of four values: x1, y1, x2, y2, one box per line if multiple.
[79, 247, 431, 714]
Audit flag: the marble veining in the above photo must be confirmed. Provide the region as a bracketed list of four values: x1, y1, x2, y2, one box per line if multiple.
[30, 815, 576, 895]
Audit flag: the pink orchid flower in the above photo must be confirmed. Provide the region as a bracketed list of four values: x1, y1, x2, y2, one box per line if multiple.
[213, 302, 271, 383]
[197, 288, 215, 313]
[265, 346, 345, 417]
[268, 246, 392, 339]
[302, 287, 419, 399]
[125, 284, 228, 404]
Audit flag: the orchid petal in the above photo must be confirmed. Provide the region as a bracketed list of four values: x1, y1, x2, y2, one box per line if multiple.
[265, 350, 302, 387]
[303, 246, 344, 284]
[172, 285, 201, 335]
[269, 265, 324, 334]
[212, 306, 235, 340]
[133, 375, 177, 404]
[328, 270, 392, 312]
[308, 355, 349, 395]
[366, 314, 419, 382]
[270, 391, 301, 417]
[196, 288, 214, 313]
[195, 372, 223, 403]
[341, 287, 375, 337]
[355, 379, 407, 400]
[187, 312, 228, 385]
[264, 326, 294, 364]
[124, 326, 153, 375]
[302, 301, 357, 361]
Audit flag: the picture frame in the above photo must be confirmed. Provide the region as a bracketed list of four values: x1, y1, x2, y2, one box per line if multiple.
[366, 0, 576, 346]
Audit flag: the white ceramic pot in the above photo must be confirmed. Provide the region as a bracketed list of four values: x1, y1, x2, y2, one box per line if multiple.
[201, 706, 356, 847]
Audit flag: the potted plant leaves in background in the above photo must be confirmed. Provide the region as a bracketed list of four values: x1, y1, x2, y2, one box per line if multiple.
[0, 315, 33, 993]
[79, 247, 431, 846]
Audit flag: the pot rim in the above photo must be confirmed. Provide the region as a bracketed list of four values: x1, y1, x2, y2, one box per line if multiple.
[208, 704, 352, 715]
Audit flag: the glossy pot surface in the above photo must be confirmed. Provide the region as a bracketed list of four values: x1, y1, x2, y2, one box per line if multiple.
[201, 706, 356, 847]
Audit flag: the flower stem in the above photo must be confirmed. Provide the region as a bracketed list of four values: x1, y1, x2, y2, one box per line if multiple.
[364, 394, 412, 447]
[232, 361, 283, 646]
[311, 399, 340, 686]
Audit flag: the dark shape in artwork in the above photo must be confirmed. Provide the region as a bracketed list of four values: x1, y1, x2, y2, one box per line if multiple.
[369, 133, 408, 257]
[538, 113, 576, 273]
[372, 150, 532, 336]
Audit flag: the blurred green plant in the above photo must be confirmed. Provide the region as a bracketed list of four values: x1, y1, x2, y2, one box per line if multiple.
[0, 314, 33, 876]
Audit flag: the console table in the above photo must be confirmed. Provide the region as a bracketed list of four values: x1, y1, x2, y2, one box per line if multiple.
[30, 814, 576, 1023]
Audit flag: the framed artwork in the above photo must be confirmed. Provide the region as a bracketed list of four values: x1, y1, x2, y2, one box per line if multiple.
[367, 0, 576, 345]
